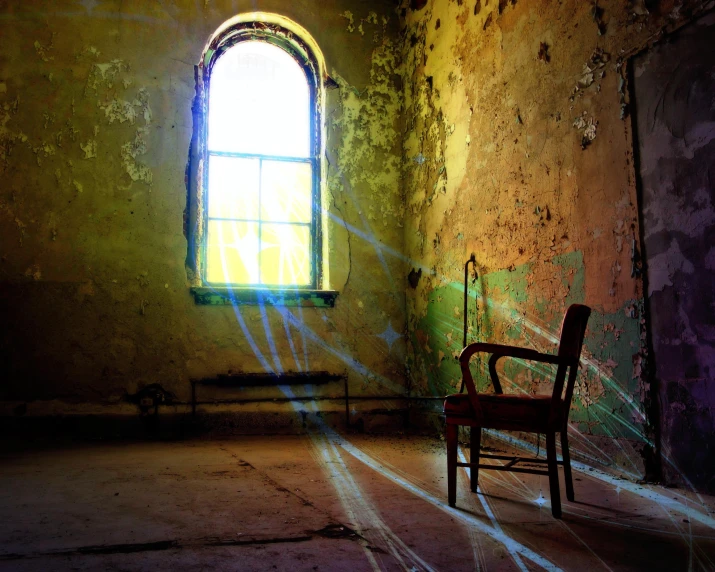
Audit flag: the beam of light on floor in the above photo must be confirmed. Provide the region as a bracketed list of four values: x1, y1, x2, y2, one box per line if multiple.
[308, 431, 395, 571]
[312, 430, 438, 572]
[457, 448, 530, 572]
[331, 429, 563, 571]
[483, 429, 715, 530]
[272, 386, 437, 571]
[274, 384, 552, 571]
[275, 392, 383, 570]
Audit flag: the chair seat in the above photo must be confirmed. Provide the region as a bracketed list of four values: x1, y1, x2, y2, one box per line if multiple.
[444, 393, 562, 431]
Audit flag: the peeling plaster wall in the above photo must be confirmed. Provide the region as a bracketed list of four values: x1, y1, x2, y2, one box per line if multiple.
[0, 0, 406, 422]
[400, 0, 714, 477]
[633, 12, 715, 492]
[2, 0, 713, 488]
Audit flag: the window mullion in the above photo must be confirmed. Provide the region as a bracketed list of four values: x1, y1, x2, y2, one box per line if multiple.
[258, 157, 263, 286]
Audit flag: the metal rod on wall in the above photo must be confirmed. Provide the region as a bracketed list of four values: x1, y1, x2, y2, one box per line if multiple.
[460, 254, 478, 393]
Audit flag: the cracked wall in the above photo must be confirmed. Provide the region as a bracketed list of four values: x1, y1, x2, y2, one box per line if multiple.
[400, 0, 714, 479]
[0, 0, 406, 425]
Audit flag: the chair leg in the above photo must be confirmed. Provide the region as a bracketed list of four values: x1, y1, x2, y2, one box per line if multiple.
[546, 431, 562, 518]
[446, 423, 458, 507]
[470, 426, 481, 492]
[561, 426, 574, 502]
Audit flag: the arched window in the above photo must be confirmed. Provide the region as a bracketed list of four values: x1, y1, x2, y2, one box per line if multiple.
[188, 16, 330, 302]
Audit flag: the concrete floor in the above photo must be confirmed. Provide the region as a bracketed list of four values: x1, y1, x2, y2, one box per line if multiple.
[1, 431, 714, 571]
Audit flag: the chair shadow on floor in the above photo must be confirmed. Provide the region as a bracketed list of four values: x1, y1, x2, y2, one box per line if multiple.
[451, 460, 631, 522]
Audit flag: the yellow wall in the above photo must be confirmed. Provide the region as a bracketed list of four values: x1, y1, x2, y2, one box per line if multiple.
[0, 0, 406, 415]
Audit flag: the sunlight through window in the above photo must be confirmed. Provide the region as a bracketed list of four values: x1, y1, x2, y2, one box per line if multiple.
[206, 40, 314, 287]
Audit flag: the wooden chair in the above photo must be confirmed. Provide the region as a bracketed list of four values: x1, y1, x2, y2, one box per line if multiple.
[444, 304, 591, 518]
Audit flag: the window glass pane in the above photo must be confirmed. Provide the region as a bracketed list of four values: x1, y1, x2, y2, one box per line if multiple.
[260, 161, 312, 223]
[206, 220, 259, 284]
[260, 224, 311, 286]
[208, 41, 311, 158]
[208, 156, 260, 220]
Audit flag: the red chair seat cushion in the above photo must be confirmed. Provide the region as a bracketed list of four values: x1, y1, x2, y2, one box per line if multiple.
[444, 393, 561, 431]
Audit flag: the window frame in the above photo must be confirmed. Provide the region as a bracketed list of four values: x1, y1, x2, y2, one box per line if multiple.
[187, 18, 334, 305]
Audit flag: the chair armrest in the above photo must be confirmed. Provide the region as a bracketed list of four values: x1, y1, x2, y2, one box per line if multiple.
[459, 343, 572, 395]
[459, 343, 563, 365]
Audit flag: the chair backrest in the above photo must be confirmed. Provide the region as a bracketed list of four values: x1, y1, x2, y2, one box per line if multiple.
[557, 304, 591, 361]
[553, 304, 591, 415]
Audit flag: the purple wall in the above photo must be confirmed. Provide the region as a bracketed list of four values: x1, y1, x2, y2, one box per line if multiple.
[634, 11, 715, 491]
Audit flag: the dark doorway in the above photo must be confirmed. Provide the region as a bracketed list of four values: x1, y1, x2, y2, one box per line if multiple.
[633, 11, 715, 492]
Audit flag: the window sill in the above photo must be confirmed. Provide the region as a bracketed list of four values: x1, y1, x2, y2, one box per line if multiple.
[191, 287, 338, 307]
